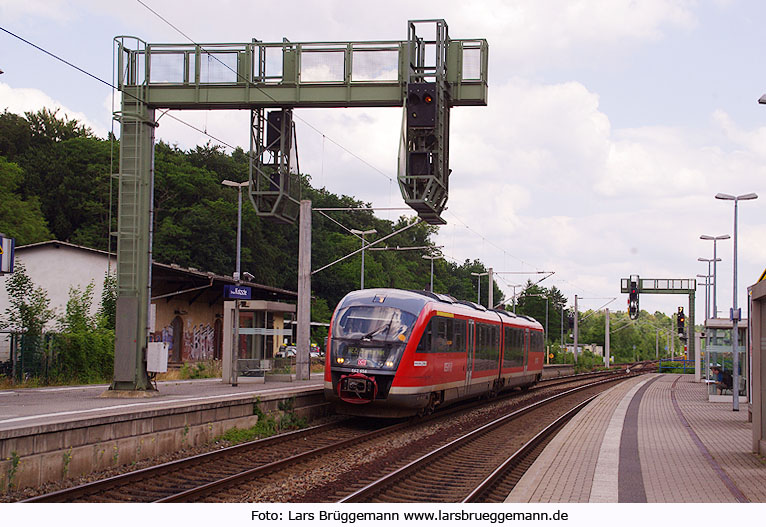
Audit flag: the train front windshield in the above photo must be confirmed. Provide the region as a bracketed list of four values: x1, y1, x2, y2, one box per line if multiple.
[331, 305, 417, 369]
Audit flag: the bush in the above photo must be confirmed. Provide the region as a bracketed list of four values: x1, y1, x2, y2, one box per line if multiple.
[46, 283, 114, 384]
[49, 329, 114, 383]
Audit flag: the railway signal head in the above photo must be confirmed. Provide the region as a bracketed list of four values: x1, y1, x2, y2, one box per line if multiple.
[628, 280, 639, 320]
[678, 307, 685, 336]
[407, 83, 437, 128]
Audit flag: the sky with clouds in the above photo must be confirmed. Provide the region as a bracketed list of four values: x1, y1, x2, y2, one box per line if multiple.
[1, 0, 765, 323]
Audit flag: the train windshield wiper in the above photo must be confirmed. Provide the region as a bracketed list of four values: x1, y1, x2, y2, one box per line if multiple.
[361, 314, 395, 341]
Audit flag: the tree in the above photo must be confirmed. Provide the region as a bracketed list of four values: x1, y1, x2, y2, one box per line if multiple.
[52, 282, 114, 383]
[98, 272, 117, 331]
[0, 156, 52, 244]
[0, 110, 31, 160]
[24, 108, 93, 146]
[0, 261, 54, 342]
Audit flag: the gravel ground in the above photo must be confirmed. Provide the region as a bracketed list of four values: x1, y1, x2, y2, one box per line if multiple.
[213, 389, 548, 502]
[2, 377, 618, 503]
[0, 414, 343, 503]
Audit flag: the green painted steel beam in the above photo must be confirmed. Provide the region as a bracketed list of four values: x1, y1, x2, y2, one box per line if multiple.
[135, 83, 488, 109]
[116, 36, 488, 109]
[620, 277, 697, 294]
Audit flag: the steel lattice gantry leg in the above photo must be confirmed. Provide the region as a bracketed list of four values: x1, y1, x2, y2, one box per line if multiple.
[111, 89, 155, 392]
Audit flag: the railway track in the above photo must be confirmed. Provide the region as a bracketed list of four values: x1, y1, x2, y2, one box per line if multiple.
[24, 419, 395, 503]
[338, 378, 621, 503]
[24, 369, 635, 503]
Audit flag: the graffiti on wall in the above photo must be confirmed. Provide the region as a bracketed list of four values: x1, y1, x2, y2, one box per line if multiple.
[151, 321, 216, 361]
[189, 324, 215, 361]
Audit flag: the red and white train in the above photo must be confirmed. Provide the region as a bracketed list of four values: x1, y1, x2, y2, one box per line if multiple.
[324, 288, 545, 418]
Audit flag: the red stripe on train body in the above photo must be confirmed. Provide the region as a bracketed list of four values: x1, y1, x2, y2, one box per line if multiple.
[324, 288, 544, 418]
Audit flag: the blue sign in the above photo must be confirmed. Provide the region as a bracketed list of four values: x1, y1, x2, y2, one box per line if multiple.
[224, 285, 252, 300]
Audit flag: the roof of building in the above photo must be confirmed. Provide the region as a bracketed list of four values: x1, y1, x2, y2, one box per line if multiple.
[16, 240, 297, 300]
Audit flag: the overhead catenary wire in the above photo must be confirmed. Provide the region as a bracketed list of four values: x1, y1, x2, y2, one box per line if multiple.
[4, 15, 563, 296]
[133, 1, 561, 284]
[135, 0, 397, 185]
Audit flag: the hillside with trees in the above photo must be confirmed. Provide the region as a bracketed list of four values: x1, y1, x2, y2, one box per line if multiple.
[0, 108, 503, 316]
[1, 108, 683, 375]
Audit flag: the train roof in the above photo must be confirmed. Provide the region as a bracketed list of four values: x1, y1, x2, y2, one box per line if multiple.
[335, 288, 543, 330]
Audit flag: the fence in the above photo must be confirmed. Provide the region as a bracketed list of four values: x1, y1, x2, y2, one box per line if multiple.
[658, 358, 694, 374]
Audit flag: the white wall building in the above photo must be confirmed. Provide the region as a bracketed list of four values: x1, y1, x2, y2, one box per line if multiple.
[0, 241, 115, 362]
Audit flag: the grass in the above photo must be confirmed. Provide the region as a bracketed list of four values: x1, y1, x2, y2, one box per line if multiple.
[217, 397, 307, 445]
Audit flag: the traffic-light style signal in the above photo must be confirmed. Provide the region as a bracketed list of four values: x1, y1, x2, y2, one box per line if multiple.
[407, 83, 437, 128]
[677, 306, 685, 338]
[628, 281, 639, 320]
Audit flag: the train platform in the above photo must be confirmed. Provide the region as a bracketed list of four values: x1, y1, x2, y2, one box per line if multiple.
[507, 373, 765, 503]
[0, 374, 326, 490]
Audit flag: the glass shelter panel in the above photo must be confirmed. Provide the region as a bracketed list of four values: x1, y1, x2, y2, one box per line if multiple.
[704, 327, 748, 396]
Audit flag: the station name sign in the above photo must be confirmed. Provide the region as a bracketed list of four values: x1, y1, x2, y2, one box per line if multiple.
[224, 285, 252, 300]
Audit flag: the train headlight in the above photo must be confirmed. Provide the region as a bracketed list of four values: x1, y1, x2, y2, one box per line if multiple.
[385, 360, 394, 368]
[336, 357, 345, 364]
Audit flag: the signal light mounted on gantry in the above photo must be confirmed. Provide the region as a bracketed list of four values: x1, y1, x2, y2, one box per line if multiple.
[628, 277, 639, 320]
[407, 83, 437, 128]
[677, 306, 686, 339]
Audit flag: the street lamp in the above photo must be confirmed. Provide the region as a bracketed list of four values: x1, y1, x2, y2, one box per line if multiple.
[697, 257, 720, 320]
[422, 254, 443, 292]
[508, 284, 522, 313]
[700, 234, 730, 318]
[350, 228, 376, 289]
[715, 192, 757, 411]
[222, 179, 249, 386]
[696, 273, 711, 321]
[470, 271, 488, 305]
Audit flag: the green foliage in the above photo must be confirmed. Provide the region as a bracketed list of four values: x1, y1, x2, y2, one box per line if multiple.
[50, 283, 114, 384]
[24, 108, 93, 146]
[1, 261, 54, 337]
[220, 397, 306, 444]
[0, 110, 31, 159]
[513, 281, 568, 341]
[177, 360, 221, 379]
[0, 156, 51, 245]
[98, 272, 117, 331]
[58, 282, 95, 333]
[7, 451, 20, 490]
[0, 108, 682, 370]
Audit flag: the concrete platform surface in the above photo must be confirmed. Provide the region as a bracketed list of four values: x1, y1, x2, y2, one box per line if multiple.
[507, 373, 766, 503]
[0, 374, 324, 433]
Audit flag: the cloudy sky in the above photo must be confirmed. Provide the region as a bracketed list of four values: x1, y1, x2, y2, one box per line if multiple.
[2, 0, 765, 322]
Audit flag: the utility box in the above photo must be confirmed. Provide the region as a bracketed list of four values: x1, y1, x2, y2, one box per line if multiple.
[147, 342, 169, 373]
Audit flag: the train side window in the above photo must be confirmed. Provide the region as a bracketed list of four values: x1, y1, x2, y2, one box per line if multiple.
[503, 326, 525, 368]
[416, 319, 432, 353]
[454, 320, 465, 352]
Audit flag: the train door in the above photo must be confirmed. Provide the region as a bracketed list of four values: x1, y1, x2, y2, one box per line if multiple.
[524, 329, 530, 373]
[465, 319, 475, 395]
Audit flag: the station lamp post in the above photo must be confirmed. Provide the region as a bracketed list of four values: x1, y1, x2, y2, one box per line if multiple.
[350, 228, 376, 289]
[715, 192, 757, 411]
[222, 179, 249, 386]
[507, 284, 522, 313]
[422, 253, 443, 292]
[470, 271, 488, 305]
[697, 257, 719, 320]
[700, 234, 730, 318]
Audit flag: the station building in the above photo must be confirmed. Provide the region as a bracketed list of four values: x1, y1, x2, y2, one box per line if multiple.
[0, 240, 297, 367]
